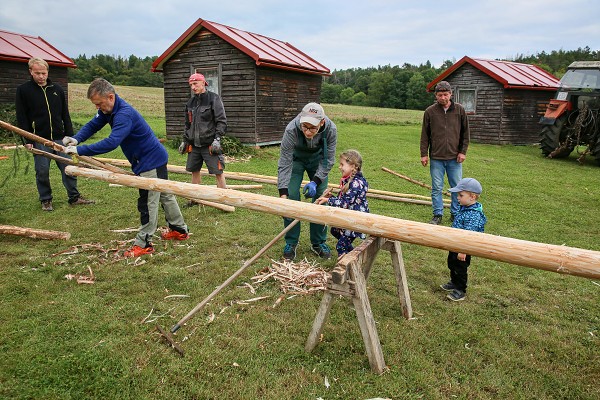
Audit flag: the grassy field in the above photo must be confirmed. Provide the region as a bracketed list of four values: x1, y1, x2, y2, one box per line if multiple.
[0, 85, 599, 399]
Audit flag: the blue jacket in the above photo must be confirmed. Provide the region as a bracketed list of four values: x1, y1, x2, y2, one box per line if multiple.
[451, 202, 487, 232]
[74, 94, 167, 175]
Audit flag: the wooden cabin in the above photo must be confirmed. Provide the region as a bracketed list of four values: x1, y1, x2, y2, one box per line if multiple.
[0, 29, 76, 106]
[151, 19, 330, 146]
[428, 56, 560, 145]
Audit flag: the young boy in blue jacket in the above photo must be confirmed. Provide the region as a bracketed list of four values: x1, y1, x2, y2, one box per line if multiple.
[441, 178, 487, 301]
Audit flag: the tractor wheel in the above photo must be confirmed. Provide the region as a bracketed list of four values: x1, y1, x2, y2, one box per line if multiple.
[540, 115, 573, 158]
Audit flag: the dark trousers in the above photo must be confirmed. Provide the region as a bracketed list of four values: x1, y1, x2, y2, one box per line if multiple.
[33, 141, 80, 203]
[447, 251, 471, 292]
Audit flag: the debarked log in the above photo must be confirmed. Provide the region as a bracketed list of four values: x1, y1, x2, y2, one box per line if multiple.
[65, 166, 600, 280]
[0, 224, 71, 240]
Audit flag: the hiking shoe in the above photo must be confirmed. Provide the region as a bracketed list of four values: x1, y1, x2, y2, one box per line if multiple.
[447, 289, 466, 302]
[124, 245, 154, 257]
[283, 244, 297, 261]
[311, 243, 332, 259]
[429, 215, 443, 225]
[69, 196, 95, 206]
[161, 229, 189, 241]
[440, 281, 457, 291]
[41, 200, 53, 211]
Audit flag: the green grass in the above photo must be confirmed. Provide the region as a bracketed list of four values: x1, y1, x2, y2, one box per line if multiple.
[1, 87, 599, 399]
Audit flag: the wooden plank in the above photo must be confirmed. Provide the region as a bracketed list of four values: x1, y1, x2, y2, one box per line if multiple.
[388, 241, 413, 319]
[305, 292, 336, 352]
[350, 261, 387, 374]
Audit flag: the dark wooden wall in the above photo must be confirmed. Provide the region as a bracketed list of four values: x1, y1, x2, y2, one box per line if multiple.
[500, 89, 553, 145]
[446, 64, 503, 144]
[256, 68, 322, 145]
[162, 31, 256, 144]
[0, 60, 70, 106]
[161, 30, 322, 146]
[446, 64, 553, 145]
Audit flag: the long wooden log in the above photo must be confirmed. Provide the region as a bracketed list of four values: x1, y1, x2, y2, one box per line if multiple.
[0, 224, 71, 240]
[65, 166, 600, 280]
[94, 157, 448, 204]
[28, 147, 101, 170]
[0, 120, 132, 175]
[382, 166, 451, 197]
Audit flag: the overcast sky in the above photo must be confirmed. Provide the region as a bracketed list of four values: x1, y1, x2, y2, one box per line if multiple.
[1, 0, 598, 70]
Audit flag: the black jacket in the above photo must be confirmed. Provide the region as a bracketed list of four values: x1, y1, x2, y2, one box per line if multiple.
[183, 91, 227, 147]
[15, 77, 73, 143]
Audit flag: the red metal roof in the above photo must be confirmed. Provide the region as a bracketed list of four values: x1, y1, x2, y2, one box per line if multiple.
[0, 29, 76, 68]
[428, 56, 560, 91]
[152, 19, 330, 76]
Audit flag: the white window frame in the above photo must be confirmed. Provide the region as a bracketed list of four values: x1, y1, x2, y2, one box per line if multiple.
[457, 88, 477, 114]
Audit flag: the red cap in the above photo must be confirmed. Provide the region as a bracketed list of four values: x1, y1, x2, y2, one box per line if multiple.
[188, 73, 208, 85]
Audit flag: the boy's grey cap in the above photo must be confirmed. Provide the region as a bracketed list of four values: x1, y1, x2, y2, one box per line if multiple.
[449, 178, 482, 194]
[435, 80, 452, 92]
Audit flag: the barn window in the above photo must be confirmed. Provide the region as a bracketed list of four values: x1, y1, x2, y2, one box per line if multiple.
[457, 89, 476, 113]
[192, 65, 222, 95]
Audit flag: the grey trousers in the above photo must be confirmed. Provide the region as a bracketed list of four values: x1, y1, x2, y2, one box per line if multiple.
[135, 165, 187, 247]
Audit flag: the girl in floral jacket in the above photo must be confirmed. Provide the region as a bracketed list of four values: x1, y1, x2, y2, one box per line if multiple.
[316, 149, 369, 257]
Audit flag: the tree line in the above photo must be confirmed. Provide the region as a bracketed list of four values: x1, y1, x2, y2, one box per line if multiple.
[68, 47, 599, 111]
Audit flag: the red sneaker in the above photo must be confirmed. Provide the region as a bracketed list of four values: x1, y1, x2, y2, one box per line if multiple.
[161, 229, 189, 241]
[124, 245, 154, 257]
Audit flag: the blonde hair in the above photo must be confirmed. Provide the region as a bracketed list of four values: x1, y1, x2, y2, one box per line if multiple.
[340, 149, 363, 195]
[28, 57, 49, 71]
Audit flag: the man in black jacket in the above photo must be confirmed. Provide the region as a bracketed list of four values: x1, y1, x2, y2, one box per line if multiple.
[179, 73, 227, 207]
[15, 57, 94, 211]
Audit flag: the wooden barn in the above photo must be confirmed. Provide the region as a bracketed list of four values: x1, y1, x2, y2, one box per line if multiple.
[151, 19, 330, 146]
[0, 29, 76, 107]
[428, 56, 560, 145]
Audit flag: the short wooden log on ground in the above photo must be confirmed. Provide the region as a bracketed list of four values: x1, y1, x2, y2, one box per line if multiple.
[0, 224, 71, 240]
[64, 166, 600, 280]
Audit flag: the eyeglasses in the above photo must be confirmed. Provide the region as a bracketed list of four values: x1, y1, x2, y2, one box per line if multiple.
[300, 124, 320, 132]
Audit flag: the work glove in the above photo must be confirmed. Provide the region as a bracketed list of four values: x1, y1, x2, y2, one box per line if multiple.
[178, 141, 190, 155]
[210, 137, 222, 155]
[64, 146, 78, 155]
[302, 181, 317, 198]
[62, 136, 78, 146]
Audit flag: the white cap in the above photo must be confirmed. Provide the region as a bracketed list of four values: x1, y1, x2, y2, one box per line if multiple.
[299, 102, 325, 126]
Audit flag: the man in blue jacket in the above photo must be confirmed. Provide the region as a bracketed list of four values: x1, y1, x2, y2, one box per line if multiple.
[64, 78, 188, 257]
[15, 57, 94, 211]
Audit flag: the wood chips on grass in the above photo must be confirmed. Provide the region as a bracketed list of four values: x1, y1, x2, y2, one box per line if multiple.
[251, 258, 329, 295]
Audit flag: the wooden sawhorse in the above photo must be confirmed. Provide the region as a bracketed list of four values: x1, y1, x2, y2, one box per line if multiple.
[305, 236, 412, 374]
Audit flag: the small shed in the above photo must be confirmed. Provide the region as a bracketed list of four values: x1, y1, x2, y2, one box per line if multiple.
[151, 19, 330, 146]
[428, 56, 560, 145]
[0, 29, 76, 106]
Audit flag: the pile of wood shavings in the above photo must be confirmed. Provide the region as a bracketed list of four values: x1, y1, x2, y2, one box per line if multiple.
[251, 258, 329, 294]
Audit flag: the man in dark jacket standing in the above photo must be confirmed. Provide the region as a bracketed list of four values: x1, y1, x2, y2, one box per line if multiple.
[179, 73, 227, 206]
[15, 57, 94, 211]
[420, 81, 470, 225]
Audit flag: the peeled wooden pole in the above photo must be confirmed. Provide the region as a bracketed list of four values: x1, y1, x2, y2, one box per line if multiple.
[0, 225, 71, 240]
[0, 120, 132, 175]
[95, 157, 446, 205]
[382, 166, 451, 197]
[65, 166, 600, 280]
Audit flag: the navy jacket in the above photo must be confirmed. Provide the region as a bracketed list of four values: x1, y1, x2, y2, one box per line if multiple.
[74, 94, 167, 175]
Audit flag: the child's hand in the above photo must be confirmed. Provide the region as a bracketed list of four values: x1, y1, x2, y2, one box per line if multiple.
[458, 253, 467, 261]
[315, 196, 328, 205]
